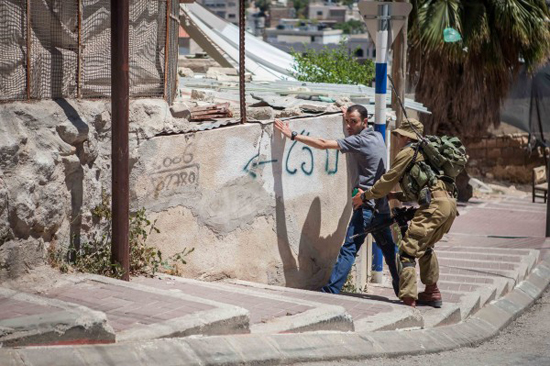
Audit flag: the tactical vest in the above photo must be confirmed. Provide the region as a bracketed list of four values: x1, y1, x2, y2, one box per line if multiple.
[399, 149, 438, 202]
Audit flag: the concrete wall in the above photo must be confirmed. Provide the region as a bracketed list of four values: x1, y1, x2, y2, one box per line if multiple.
[0, 99, 352, 289]
[131, 116, 352, 288]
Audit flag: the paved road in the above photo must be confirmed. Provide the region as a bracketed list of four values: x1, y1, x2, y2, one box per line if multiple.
[300, 287, 550, 366]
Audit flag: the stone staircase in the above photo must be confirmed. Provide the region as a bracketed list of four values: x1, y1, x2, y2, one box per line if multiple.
[1, 242, 541, 347]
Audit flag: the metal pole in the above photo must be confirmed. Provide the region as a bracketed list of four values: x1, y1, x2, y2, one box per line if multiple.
[371, 2, 390, 284]
[26, 0, 31, 100]
[111, 0, 130, 281]
[546, 150, 550, 237]
[239, 0, 246, 123]
[390, 0, 407, 158]
[164, 0, 171, 100]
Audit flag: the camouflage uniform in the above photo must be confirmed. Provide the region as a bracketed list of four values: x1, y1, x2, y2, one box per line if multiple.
[362, 119, 458, 302]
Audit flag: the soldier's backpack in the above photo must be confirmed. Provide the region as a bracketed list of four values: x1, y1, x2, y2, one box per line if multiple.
[420, 135, 469, 180]
[401, 135, 469, 202]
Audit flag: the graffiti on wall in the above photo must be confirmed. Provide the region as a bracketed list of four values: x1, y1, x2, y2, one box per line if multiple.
[150, 135, 199, 196]
[243, 130, 339, 179]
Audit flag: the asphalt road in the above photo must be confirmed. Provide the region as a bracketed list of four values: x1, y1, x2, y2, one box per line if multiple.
[300, 288, 550, 366]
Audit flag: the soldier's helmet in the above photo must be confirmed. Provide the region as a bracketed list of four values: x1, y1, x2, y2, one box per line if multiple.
[391, 118, 424, 141]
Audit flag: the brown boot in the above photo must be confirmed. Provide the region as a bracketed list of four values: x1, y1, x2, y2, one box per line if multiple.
[402, 297, 416, 307]
[417, 284, 443, 308]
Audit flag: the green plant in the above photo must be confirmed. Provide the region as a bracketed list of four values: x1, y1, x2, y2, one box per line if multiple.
[291, 42, 375, 85]
[50, 191, 193, 279]
[341, 264, 359, 293]
[333, 19, 366, 35]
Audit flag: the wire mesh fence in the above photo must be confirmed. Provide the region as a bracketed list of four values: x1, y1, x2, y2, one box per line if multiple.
[0, 0, 178, 103]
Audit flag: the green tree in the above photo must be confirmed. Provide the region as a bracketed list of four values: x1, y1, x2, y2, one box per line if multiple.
[407, 0, 550, 141]
[292, 0, 309, 18]
[291, 43, 375, 84]
[333, 19, 366, 35]
[255, 0, 270, 14]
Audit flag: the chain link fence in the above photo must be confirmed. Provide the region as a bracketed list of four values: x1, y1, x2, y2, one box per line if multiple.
[0, 0, 179, 103]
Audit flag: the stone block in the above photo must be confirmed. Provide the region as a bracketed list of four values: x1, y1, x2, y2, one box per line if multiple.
[470, 303, 511, 331]
[247, 106, 275, 121]
[170, 103, 191, 119]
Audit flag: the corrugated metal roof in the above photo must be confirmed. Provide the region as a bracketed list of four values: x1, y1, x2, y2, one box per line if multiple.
[179, 77, 431, 115]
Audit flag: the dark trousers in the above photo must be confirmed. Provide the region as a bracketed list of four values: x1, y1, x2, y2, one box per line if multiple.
[321, 207, 400, 295]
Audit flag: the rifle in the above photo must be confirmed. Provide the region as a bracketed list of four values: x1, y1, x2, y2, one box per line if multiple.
[350, 206, 417, 240]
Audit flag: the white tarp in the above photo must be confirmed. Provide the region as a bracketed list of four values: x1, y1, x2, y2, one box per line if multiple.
[181, 3, 296, 81]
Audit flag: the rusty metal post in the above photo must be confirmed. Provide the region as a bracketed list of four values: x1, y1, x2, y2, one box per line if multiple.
[26, 0, 31, 100]
[111, 0, 130, 281]
[239, 0, 246, 123]
[164, 0, 171, 100]
[77, 0, 83, 98]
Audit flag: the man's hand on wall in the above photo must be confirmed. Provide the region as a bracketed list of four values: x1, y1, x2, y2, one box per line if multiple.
[274, 119, 292, 139]
[352, 188, 364, 210]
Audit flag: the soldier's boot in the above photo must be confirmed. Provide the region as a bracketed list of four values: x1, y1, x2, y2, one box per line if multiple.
[417, 284, 443, 308]
[402, 297, 416, 307]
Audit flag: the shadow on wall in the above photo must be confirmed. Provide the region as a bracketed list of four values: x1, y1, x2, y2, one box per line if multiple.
[271, 128, 351, 290]
[54, 99, 87, 257]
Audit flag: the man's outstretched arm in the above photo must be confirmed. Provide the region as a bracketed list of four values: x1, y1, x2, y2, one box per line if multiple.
[274, 119, 340, 150]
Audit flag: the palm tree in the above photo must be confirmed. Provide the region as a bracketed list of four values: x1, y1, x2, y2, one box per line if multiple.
[407, 0, 550, 141]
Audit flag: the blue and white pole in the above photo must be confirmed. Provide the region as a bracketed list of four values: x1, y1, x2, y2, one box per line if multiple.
[371, 2, 390, 284]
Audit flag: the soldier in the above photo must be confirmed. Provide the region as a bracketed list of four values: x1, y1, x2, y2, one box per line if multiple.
[353, 118, 458, 307]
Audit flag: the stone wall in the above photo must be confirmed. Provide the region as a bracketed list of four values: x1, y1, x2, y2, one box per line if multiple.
[0, 99, 351, 289]
[466, 134, 545, 183]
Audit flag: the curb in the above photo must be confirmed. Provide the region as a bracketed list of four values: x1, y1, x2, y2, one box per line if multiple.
[2, 254, 549, 365]
[0, 288, 115, 348]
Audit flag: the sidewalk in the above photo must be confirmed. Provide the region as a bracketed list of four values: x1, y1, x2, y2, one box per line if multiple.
[1, 192, 549, 365]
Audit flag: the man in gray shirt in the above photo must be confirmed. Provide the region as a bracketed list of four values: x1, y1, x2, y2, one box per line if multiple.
[274, 105, 399, 295]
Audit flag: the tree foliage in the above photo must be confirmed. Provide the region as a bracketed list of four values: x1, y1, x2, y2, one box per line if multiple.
[292, 0, 309, 17]
[291, 43, 375, 85]
[333, 19, 366, 35]
[408, 0, 550, 141]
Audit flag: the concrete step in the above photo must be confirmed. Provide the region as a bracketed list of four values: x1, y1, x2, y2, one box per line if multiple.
[420, 303, 461, 328]
[0, 287, 115, 347]
[38, 274, 249, 342]
[226, 279, 423, 332]
[133, 275, 353, 334]
[438, 281, 498, 307]
[438, 273, 513, 298]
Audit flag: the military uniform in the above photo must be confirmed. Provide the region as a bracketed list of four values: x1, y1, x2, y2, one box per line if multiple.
[362, 119, 458, 306]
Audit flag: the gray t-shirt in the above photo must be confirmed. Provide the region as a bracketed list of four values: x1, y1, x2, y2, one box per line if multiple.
[337, 126, 390, 213]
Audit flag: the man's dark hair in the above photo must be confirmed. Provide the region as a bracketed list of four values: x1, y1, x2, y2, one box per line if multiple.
[346, 104, 370, 123]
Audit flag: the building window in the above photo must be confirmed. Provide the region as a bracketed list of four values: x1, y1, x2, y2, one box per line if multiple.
[317, 11, 323, 16]
[228, 14, 235, 18]
[354, 48, 364, 58]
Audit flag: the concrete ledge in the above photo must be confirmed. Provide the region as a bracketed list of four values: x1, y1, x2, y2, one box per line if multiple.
[251, 306, 353, 334]
[76, 275, 251, 342]
[354, 307, 423, 332]
[0, 287, 115, 348]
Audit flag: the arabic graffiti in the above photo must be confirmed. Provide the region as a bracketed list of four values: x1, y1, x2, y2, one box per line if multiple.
[243, 129, 339, 178]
